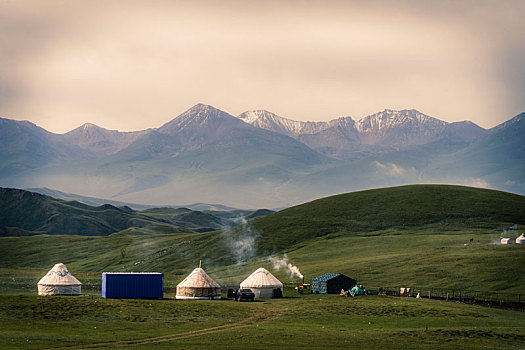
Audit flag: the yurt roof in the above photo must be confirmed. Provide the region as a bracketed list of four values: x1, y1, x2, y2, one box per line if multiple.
[240, 267, 283, 288]
[177, 268, 221, 288]
[38, 263, 82, 286]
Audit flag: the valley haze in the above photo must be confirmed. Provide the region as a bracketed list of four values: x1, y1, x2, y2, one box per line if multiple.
[0, 103, 523, 208]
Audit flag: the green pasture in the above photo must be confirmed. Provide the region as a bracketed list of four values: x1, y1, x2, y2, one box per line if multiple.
[1, 185, 524, 348]
[1, 229, 523, 294]
[0, 292, 523, 349]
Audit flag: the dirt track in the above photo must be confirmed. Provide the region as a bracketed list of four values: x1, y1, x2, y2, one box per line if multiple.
[50, 310, 280, 349]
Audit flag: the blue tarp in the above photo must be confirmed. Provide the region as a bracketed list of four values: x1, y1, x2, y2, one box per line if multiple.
[101, 272, 163, 299]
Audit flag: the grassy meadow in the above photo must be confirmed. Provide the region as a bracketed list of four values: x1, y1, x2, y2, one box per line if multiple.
[1, 185, 524, 348]
[1, 228, 524, 294]
[0, 292, 524, 349]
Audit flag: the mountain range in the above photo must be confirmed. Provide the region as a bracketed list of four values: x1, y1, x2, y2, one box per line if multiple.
[0, 104, 523, 208]
[239, 109, 487, 160]
[0, 187, 273, 236]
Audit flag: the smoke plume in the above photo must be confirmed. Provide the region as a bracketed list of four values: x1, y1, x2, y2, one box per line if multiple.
[222, 218, 260, 264]
[268, 253, 303, 280]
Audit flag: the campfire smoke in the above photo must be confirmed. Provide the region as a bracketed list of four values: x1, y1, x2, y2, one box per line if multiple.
[268, 254, 303, 280]
[222, 218, 260, 264]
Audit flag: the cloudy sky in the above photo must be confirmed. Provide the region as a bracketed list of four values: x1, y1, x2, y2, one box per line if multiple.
[1, 0, 524, 133]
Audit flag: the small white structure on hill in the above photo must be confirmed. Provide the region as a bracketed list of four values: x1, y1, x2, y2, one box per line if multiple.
[37, 263, 82, 296]
[176, 266, 221, 300]
[240, 267, 283, 299]
[516, 234, 525, 244]
[500, 238, 513, 245]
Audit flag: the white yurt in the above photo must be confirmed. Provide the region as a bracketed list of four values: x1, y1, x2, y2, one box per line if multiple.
[240, 267, 283, 299]
[516, 234, 525, 244]
[501, 238, 513, 245]
[37, 263, 82, 296]
[176, 266, 221, 300]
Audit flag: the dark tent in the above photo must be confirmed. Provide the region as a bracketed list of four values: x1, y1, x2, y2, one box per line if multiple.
[311, 273, 356, 294]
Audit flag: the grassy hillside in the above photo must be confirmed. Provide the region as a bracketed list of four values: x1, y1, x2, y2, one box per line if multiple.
[0, 231, 233, 279]
[140, 208, 225, 232]
[252, 185, 525, 251]
[1, 185, 524, 294]
[0, 188, 272, 236]
[0, 188, 187, 236]
[2, 230, 523, 294]
[140, 207, 273, 232]
[280, 233, 525, 293]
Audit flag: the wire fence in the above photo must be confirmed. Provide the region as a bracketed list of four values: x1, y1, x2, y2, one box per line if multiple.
[281, 282, 524, 309]
[370, 286, 524, 309]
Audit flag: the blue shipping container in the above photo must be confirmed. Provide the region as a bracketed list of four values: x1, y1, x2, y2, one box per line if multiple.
[101, 272, 163, 299]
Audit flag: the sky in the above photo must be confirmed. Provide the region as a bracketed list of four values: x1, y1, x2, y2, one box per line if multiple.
[1, 0, 524, 133]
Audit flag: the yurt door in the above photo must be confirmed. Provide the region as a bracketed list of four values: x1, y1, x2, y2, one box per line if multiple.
[272, 288, 283, 298]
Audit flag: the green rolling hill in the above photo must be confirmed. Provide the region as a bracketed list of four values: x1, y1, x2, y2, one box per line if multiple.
[251, 185, 525, 251]
[0, 188, 184, 236]
[1, 185, 524, 293]
[0, 188, 271, 236]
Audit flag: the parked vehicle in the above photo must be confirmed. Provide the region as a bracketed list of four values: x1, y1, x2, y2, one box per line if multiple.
[236, 288, 255, 302]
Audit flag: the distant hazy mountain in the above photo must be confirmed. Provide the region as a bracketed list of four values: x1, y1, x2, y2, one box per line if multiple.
[116, 104, 332, 165]
[441, 121, 486, 142]
[239, 109, 486, 160]
[355, 109, 447, 146]
[1, 105, 337, 208]
[488, 112, 525, 134]
[0, 105, 522, 208]
[27, 187, 243, 211]
[427, 112, 525, 192]
[104, 104, 337, 203]
[158, 103, 251, 141]
[62, 123, 149, 155]
[0, 118, 95, 177]
[276, 112, 524, 201]
[26, 187, 158, 209]
[296, 117, 362, 160]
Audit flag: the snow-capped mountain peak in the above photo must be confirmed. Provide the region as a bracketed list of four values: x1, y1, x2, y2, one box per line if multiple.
[237, 108, 484, 159]
[327, 116, 356, 129]
[158, 104, 248, 137]
[80, 122, 98, 130]
[354, 109, 449, 146]
[238, 110, 331, 138]
[356, 109, 447, 133]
